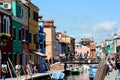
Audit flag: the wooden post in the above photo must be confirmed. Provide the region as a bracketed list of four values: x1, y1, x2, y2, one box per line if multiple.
[94, 55, 109, 80]
[7, 61, 14, 80]
[46, 63, 52, 79]
[8, 58, 18, 80]
[64, 63, 67, 71]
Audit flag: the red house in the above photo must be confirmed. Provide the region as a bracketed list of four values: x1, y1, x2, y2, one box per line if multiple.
[0, 8, 12, 77]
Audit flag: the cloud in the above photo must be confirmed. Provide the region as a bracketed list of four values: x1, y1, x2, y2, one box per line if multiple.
[80, 33, 92, 38]
[93, 21, 118, 31]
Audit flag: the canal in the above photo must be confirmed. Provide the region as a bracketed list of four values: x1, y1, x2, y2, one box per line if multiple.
[37, 71, 90, 80]
[64, 71, 89, 80]
[36, 65, 91, 80]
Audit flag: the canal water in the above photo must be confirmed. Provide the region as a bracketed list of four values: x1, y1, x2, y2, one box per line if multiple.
[35, 65, 92, 80]
[37, 71, 89, 80]
[37, 69, 90, 80]
[64, 70, 89, 80]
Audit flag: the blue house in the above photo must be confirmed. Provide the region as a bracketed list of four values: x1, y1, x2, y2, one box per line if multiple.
[38, 16, 46, 72]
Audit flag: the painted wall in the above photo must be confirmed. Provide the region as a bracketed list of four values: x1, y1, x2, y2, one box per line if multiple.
[44, 25, 56, 59]
[0, 9, 12, 53]
[28, 3, 39, 66]
[75, 44, 90, 59]
[28, 3, 39, 50]
[21, 3, 29, 65]
[44, 27, 52, 59]
[12, 18, 22, 54]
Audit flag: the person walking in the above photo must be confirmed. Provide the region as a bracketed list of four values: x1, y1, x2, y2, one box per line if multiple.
[107, 59, 112, 76]
[1, 61, 8, 80]
[26, 60, 33, 80]
[15, 62, 21, 77]
[115, 58, 120, 79]
[33, 65, 38, 73]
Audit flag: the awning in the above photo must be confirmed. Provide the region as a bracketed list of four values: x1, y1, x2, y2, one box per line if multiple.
[33, 51, 47, 58]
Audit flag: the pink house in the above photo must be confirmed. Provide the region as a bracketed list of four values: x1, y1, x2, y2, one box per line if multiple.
[75, 43, 90, 59]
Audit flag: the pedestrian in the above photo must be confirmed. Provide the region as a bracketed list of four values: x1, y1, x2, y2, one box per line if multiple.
[15, 62, 21, 77]
[1, 61, 8, 80]
[26, 61, 33, 75]
[79, 53, 83, 61]
[33, 65, 38, 73]
[115, 58, 120, 79]
[107, 59, 112, 76]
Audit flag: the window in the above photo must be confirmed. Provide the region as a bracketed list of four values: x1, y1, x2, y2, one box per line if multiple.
[22, 28, 24, 40]
[28, 33, 31, 43]
[26, 30, 29, 42]
[13, 28, 16, 40]
[3, 18, 6, 33]
[21, 9, 23, 17]
[34, 34, 37, 43]
[28, 8, 30, 18]
[19, 29, 21, 40]
[33, 11, 38, 22]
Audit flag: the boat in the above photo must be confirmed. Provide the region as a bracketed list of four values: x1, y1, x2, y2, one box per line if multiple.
[51, 71, 65, 80]
[70, 67, 80, 75]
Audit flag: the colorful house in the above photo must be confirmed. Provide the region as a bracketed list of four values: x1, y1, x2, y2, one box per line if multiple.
[28, 1, 40, 67]
[0, 8, 12, 78]
[20, 2, 29, 66]
[89, 40, 96, 60]
[75, 43, 90, 60]
[38, 16, 47, 72]
[0, 0, 26, 64]
[44, 20, 57, 60]
[56, 32, 75, 60]
[12, 16, 22, 64]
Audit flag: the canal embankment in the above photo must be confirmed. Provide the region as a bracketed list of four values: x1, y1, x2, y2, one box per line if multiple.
[5, 62, 64, 80]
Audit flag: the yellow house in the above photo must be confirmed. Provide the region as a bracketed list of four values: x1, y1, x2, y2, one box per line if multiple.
[56, 32, 75, 52]
[56, 32, 75, 60]
[28, 2, 39, 63]
[44, 20, 57, 59]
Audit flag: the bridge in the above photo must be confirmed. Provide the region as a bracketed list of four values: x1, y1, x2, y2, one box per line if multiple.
[64, 61, 99, 64]
[63, 61, 99, 71]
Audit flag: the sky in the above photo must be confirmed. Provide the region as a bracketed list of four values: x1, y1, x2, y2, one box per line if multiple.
[31, 0, 120, 43]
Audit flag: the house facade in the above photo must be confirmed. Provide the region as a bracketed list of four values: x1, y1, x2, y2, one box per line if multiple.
[21, 2, 29, 66]
[0, 7, 12, 78]
[28, 2, 39, 64]
[38, 16, 46, 72]
[44, 20, 57, 60]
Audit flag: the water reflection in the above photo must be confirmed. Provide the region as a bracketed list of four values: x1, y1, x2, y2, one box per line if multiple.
[64, 70, 89, 80]
[38, 65, 91, 80]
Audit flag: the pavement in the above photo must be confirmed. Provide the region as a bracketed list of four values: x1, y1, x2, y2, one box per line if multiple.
[104, 69, 117, 80]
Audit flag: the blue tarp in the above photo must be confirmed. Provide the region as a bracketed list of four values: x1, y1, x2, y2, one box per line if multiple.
[52, 71, 65, 80]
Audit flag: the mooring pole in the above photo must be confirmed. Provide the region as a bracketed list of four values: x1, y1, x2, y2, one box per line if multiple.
[64, 63, 67, 71]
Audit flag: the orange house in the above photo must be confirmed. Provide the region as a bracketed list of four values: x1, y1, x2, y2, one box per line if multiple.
[89, 40, 96, 60]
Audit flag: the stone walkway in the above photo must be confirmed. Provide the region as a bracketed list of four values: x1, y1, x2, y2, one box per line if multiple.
[104, 69, 117, 80]
[5, 62, 64, 80]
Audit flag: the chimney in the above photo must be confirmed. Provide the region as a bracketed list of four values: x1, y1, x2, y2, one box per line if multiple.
[44, 20, 54, 25]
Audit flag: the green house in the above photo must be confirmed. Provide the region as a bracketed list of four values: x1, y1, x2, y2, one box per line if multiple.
[0, 1, 23, 63]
